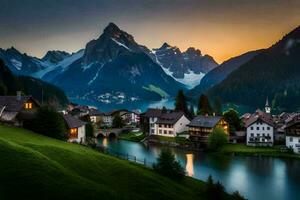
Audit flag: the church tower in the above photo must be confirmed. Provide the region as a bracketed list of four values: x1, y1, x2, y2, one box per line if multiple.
[265, 97, 271, 114]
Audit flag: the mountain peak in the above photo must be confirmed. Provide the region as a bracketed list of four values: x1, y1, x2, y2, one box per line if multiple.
[103, 22, 121, 35]
[42, 50, 70, 63]
[7, 46, 20, 54]
[160, 42, 171, 49]
[185, 47, 202, 56]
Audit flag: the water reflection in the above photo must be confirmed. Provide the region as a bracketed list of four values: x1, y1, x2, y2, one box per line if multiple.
[186, 154, 194, 176]
[102, 138, 108, 147]
[97, 138, 300, 200]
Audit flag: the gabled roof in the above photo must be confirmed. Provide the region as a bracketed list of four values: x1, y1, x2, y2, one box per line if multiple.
[285, 114, 300, 129]
[0, 96, 39, 112]
[188, 116, 222, 128]
[155, 111, 186, 125]
[63, 114, 86, 128]
[104, 109, 129, 116]
[88, 108, 102, 116]
[245, 109, 274, 127]
[144, 108, 168, 118]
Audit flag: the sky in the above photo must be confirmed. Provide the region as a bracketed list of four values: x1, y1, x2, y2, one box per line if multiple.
[0, 0, 300, 63]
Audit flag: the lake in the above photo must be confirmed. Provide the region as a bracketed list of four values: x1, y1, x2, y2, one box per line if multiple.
[98, 138, 300, 200]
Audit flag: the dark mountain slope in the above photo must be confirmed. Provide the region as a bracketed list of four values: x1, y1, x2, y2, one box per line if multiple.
[188, 49, 264, 98]
[207, 25, 300, 111]
[0, 59, 68, 106]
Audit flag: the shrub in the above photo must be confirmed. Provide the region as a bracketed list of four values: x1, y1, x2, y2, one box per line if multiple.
[208, 126, 228, 151]
[112, 114, 124, 128]
[153, 148, 185, 180]
[85, 122, 94, 138]
[25, 105, 67, 140]
[205, 175, 226, 200]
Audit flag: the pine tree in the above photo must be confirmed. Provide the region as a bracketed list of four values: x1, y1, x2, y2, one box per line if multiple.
[188, 104, 195, 118]
[223, 109, 242, 134]
[162, 106, 168, 113]
[174, 90, 188, 114]
[213, 97, 222, 115]
[197, 94, 212, 115]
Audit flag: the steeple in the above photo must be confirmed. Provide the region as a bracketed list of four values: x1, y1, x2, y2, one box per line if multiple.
[265, 97, 271, 114]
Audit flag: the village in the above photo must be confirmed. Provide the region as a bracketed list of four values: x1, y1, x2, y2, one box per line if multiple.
[1, 91, 300, 156]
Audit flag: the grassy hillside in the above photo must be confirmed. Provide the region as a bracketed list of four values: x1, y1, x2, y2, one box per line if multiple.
[0, 125, 231, 200]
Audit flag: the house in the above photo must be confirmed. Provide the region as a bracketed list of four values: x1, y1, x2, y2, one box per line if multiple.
[100, 109, 140, 127]
[245, 109, 274, 146]
[120, 110, 140, 125]
[155, 111, 190, 137]
[188, 115, 229, 148]
[102, 111, 115, 127]
[88, 108, 102, 123]
[67, 103, 91, 117]
[143, 108, 190, 137]
[144, 108, 169, 135]
[285, 114, 300, 153]
[0, 92, 40, 126]
[63, 114, 86, 144]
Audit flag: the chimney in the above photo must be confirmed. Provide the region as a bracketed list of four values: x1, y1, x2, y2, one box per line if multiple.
[16, 91, 22, 101]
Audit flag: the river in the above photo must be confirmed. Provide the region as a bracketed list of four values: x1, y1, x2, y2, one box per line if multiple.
[98, 138, 300, 200]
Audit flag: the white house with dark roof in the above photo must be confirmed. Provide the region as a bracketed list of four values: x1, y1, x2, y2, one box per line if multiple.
[144, 108, 165, 135]
[63, 114, 86, 144]
[88, 108, 102, 123]
[144, 108, 190, 137]
[245, 109, 275, 146]
[285, 114, 300, 153]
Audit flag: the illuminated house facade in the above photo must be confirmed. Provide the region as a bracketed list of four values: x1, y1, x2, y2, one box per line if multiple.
[63, 114, 86, 144]
[0, 92, 40, 126]
[188, 115, 229, 147]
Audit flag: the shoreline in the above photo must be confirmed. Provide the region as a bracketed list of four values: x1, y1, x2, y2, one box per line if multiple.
[118, 137, 300, 160]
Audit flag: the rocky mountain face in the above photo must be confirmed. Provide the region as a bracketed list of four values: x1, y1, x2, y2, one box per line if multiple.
[49, 23, 185, 104]
[0, 23, 219, 105]
[0, 47, 47, 76]
[42, 51, 70, 64]
[151, 43, 218, 88]
[188, 49, 264, 98]
[207, 25, 300, 111]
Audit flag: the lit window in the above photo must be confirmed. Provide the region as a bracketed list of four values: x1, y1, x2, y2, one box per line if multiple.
[70, 128, 78, 138]
[25, 103, 33, 109]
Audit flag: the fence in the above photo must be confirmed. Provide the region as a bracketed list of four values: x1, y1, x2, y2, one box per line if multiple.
[96, 145, 156, 168]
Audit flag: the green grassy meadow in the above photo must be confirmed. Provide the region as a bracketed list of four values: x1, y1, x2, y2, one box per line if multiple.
[0, 124, 229, 200]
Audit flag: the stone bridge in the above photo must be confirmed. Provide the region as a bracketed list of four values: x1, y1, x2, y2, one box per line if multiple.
[95, 128, 139, 138]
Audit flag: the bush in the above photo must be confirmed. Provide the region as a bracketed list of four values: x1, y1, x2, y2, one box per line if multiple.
[25, 105, 67, 140]
[153, 148, 185, 180]
[112, 114, 124, 128]
[205, 175, 245, 200]
[208, 126, 228, 151]
[85, 122, 94, 138]
[205, 175, 226, 200]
